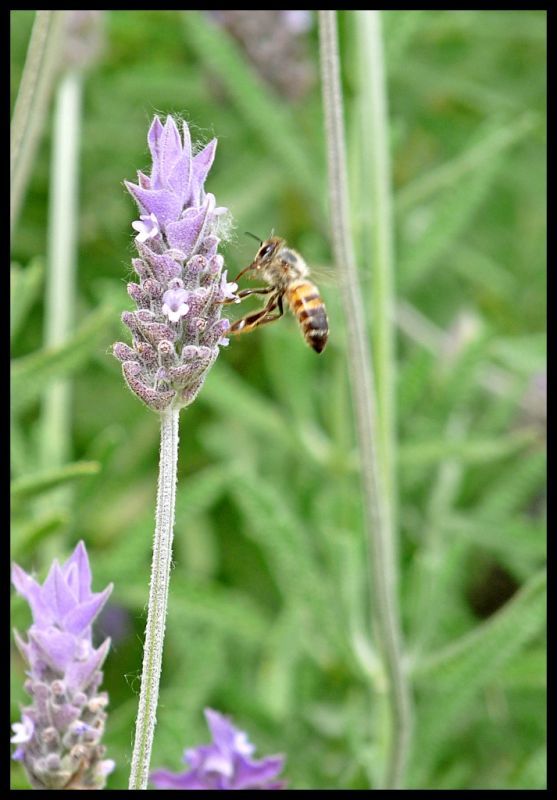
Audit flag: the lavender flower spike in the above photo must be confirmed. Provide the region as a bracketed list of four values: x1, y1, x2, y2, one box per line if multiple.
[113, 115, 234, 412]
[11, 542, 114, 790]
[150, 708, 286, 790]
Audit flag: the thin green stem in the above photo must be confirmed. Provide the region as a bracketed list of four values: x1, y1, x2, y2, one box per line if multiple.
[129, 409, 180, 790]
[318, 10, 412, 789]
[40, 69, 82, 472]
[356, 10, 397, 532]
[11, 10, 65, 235]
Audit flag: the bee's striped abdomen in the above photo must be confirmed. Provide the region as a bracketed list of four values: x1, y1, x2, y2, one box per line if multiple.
[287, 280, 329, 353]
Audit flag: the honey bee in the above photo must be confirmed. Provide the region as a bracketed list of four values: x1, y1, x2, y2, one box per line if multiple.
[227, 235, 329, 353]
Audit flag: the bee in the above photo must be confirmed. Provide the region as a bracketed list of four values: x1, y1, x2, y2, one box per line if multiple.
[227, 235, 329, 353]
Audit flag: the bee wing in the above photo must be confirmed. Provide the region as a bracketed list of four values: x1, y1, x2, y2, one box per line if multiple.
[308, 262, 339, 288]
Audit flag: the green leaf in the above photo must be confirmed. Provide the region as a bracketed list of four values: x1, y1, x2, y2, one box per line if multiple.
[446, 514, 546, 564]
[256, 608, 303, 720]
[201, 364, 294, 453]
[398, 348, 435, 415]
[11, 511, 70, 559]
[511, 746, 547, 789]
[11, 305, 115, 413]
[229, 472, 340, 655]
[10, 258, 43, 343]
[396, 113, 538, 212]
[11, 461, 101, 502]
[477, 449, 546, 518]
[399, 155, 502, 291]
[410, 569, 547, 786]
[399, 430, 535, 467]
[384, 10, 423, 68]
[490, 334, 547, 376]
[498, 647, 546, 690]
[124, 580, 269, 647]
[174, 464, 229, 520]
[415, 569, 546, 680]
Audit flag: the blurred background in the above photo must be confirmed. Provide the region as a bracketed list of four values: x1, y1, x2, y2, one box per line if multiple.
[11, 10, 546, 790]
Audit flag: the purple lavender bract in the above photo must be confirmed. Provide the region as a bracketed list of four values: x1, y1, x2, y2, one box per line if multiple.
[11, 542, 114, 789]
[113, 115, 235, 412]
[150, 708, 286, 790]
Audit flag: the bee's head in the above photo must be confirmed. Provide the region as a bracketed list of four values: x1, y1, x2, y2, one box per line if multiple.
[255, 236, 283, 266]
[236, 234, 284, 280]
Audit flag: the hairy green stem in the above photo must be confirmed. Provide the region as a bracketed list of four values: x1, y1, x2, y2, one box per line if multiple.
[318, 10, 412, 789]
[41, 69, 82, 472]
[11, 10, 65, 235]
[129, 409, 180, 790]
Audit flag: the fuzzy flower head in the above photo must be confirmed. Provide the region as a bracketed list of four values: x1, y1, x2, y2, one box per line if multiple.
[150, 708, 286, 790]
[11, 542, 114, 790]
[113, 115, 235, 412]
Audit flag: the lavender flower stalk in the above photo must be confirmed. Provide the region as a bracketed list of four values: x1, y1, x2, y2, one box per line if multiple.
[11, 542, 114, 790]
[114, 115, 232, 790]
[150, 709, 285, 790]
[113, 114, 234, 412]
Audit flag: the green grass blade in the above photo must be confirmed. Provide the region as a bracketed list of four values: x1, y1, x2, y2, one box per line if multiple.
[11, 305, 114, 413]
[11, 258, 44, 343]
[11, 460, 101, 502]
[399, 156, 502, 291]
[396, 113, 538, 212]
[410, 569, 546, 786]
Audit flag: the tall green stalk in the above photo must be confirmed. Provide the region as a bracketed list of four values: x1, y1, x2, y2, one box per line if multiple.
[129, 409, 180, 790]
[11, 10, 65, 235]
[318, 10, 412, 789]
[41, 69, 82, 473]
[356, 10, 397, 526]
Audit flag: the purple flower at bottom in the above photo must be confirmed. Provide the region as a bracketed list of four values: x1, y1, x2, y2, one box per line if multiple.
[11, 542, 114, 789]
[150, 709, 286, 790]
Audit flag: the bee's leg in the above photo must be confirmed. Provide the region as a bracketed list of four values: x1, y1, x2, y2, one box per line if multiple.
[220, 287, 274, 306]
[229, 293, 284, 335]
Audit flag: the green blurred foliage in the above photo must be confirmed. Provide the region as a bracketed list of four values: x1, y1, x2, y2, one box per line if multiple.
[11, 10, 546, 790]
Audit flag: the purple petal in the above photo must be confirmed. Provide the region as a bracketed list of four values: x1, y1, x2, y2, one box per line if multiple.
[124, 183, 182, 228]
[63, 585, 113, 636]
[64, 638, 111, 693]
[165, 196, 213, 258]
[234, 755, 285, 790]
[13, 629, 31, 663]
[158, 116, 183, 186]
[50, 701, 81, 732]
[42, 562, 77, 621]
[121, 361, 176, 411]
[183, 743, 214, 769]
[12, 565, 53, 628]
[204, 708, 241, 754]
[147, 115, 164, 187]
[132, 213, 160, 243]
[167, 124, 192, 203]
[137, 170, 151, 189]
[62, 541, 92, 601]
[150, 769, 208, 790]
[100, 760, 116, 777]
[29, 628, 77, 672]
[11, 715, 34, 744]
[135, 241, 182, 281]
[190, 139, 217, 206]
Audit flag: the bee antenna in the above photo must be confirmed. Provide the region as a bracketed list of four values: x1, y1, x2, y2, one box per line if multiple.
[244, 231, 262, 244]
